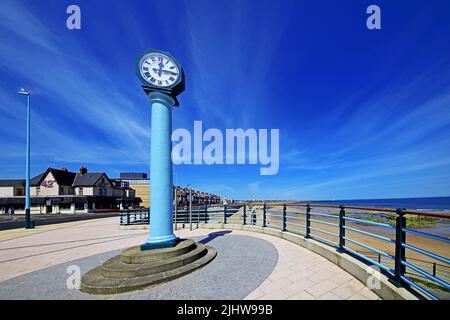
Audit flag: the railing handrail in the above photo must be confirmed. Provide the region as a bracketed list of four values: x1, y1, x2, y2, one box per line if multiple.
[255, 202, 450, 219]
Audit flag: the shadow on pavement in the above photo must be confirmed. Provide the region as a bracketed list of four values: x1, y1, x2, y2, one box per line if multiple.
[199, 230, 232, 244]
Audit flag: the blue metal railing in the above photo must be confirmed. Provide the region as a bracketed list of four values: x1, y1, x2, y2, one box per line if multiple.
[119, 205, 241, 226]
[119, 209, 149, 225]
[237, 203, 450, 300]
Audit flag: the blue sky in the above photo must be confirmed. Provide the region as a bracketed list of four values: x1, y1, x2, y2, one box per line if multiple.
[1, 0, 450, 200]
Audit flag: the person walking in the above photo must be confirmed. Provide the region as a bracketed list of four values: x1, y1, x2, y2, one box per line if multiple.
[251, 208, 256, 225]
[8, 207, 13, 219]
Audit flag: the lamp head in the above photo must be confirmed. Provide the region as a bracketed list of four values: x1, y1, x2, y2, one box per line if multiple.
[18, 88, 30, 96]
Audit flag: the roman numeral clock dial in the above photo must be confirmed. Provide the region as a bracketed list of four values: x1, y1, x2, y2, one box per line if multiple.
[136, 49, 185, 105]
[139, 53, 180, 88]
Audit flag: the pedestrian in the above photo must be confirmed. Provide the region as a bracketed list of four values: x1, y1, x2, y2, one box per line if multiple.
[251, 208, 256, 225]
[8, 207, 13, 219]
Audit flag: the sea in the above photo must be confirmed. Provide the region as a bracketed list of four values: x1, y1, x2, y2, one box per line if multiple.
[306, 197, 450, 212]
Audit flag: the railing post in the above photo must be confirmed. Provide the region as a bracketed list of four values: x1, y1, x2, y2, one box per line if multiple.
[223, 205, 227, 224]
[204, 205, 208, 224]
[263, 203, 267, 227]
[174, 199, 178, 231]
[282, 204, 287, 231]
[197, 206, 200, 228]
[243, 205, 247, 225]
[433, 263, 436, 277]
[394, 208, 406, 286]
[338, 206, 345, 252]
[126, 209, 130, 225]
[305, 204, 311, 239]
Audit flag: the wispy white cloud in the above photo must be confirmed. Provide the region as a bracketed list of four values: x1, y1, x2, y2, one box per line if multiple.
[0, 0, 151, 176]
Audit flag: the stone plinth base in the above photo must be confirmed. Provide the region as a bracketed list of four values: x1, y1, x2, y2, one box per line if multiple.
[80, 239, 216, 295]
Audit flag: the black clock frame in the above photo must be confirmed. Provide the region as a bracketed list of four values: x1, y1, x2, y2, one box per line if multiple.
[136, 49, 185, 105]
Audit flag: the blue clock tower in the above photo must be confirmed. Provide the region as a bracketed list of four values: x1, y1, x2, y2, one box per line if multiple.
[80, 50, 215, 294]
[136, 50, 185, 250]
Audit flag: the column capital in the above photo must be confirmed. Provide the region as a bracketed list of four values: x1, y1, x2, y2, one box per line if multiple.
[144, 88, 179, 107]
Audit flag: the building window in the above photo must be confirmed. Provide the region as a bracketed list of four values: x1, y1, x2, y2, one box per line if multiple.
[36, 187, 40, 195]
[16, 188, 23, 196]
[59, 203, 71, 210]
[79, 188, 83, 195]
[61, 187, 64, 194]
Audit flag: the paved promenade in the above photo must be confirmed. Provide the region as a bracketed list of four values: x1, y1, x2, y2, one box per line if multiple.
[0, 217, 380, 300]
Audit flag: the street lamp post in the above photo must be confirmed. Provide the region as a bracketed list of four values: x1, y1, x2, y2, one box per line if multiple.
[18, 88, 33, 229]
[187, 184, 192, 231]
[173, 170, 178, 230]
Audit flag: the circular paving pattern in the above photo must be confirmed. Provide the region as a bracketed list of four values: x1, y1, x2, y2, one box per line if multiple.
[0, 232, 278, 300]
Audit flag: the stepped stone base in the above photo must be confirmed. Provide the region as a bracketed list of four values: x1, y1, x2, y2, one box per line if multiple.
[80, 239, 217, 295]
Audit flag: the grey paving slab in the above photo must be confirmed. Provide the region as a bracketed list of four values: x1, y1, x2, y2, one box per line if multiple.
[0, 232, 278, 300]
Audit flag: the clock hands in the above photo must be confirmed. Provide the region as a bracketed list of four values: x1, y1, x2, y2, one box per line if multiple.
[157, 62, 164, 77]
[161, 69, 178, 76]
[152, 68, 178, 76]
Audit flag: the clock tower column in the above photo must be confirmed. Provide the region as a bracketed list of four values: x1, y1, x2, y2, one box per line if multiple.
[136, 50, 185, 250]
[141, 91, 178, 250]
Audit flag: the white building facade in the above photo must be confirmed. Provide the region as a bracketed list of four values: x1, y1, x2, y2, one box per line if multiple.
[0, 167, 141, 214]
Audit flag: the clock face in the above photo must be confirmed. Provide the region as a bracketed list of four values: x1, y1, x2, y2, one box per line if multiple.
[139, 52, 180, 88]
